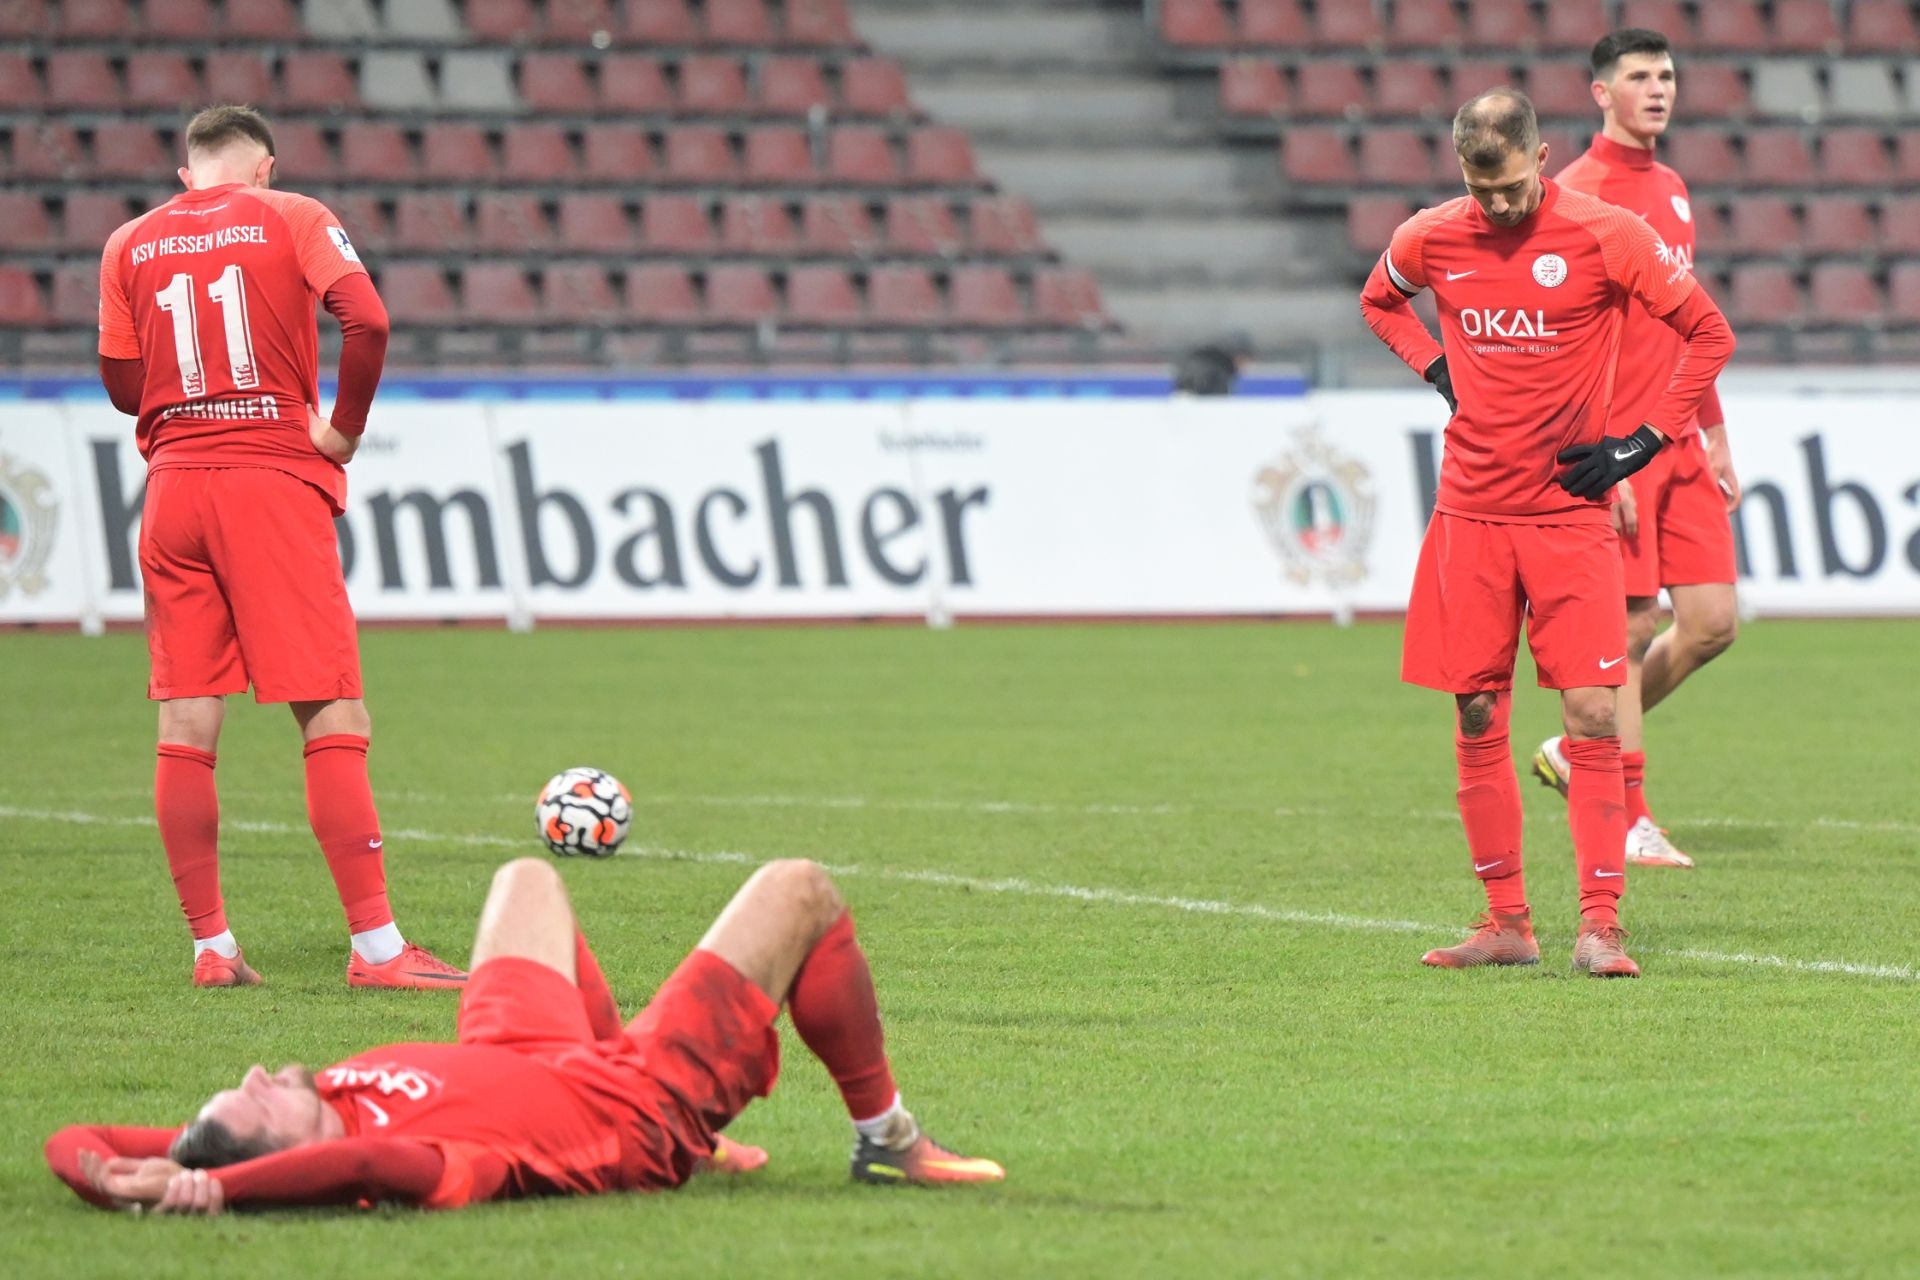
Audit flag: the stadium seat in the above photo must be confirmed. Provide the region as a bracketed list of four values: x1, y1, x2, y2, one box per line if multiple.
[92, 123, 170, 179]
[439, 52, 520, 113]
[756, 56, 831, 115]
[801, 194, 879, 255]
[543, 0, 616, 41]
[662, 125, 738, 183]
[1032, 267, 1106, 328]
[1219, 60, 1289, 118]
[1727, 196, 1798, 256]
[1729, 263, 1804, 325]
[1234, 0, 1304, 46]
[1464, 0, 1540, 52]
[557, 193, 637, 251]
[1540, 0, 1609, 51]
[1741, 127, 1815, 187]
[465, 0, 537, 41]
[1450, 57, 1518, 99]
[1160, 0, 1230, 46]
[519, 54, 596, 112]
[967, 195, 1044, 256]
[1664, 131, 1738, 186]
[885, 195, 963, 256]
[474, 193, 554, 251]
[45, 53, 120, 110]
[827, 126, 900, 185]
[282, 53, 359, 112]
[339, 122, 415, 182]
[1771, 0, 1842, 54]
[742, 126, 816, 183]
[1690, 200, 1732, 256]
[204, 52, 276, 109]
[271, 120, 335, 181]
[1808, 263, 1882, 324]
[1524, 60, 1597, 119]
[1897, 133, 1920, 183]
[1357, 128, 1430, 186]
[0, 193, 53, 251]
[1847, 1, 1920, 54]
[906, 127, 979, 184]
[786, 265, 863, 324]
[679, 55, 751, 114]
[948, 265, 1025, 327]
[581, 124, 655, 180]
[1279, 125, 1350, 183]
[0, 265, 50, 327]
[0, 52, 37, 108]
[542, 262, 618, 321]
[1678, 62, 1750, 121]
[704, 264, 779, 323]
[1878, 196, 1920, 253]
[1889, 262, 1920, 323]
[422, 123, 498, 181]
[1346, 195, 1411, 254]
[374, 264, 457, 324]
[624, 263, 701, 322]
[1373, 60, 1447, 119]
[1296, 62, 1367, 119]
[124, 52, 201, 111]
[1694, 0, 1767, 53]
[0, 0, 46, 38]
[48, 262, 99, 325]
[1537, 126, 1581, 173]
[719, 195, 799, 253]
[704, 0, 771, 45]
[305, 0, 379, 38]
[462, 264, 540, 323]
[57, 0, 126, 35]
[358, 51, 438, 113]
[624, 0, 697, 44]
[1617, 1, 1692, 43]
[599, 54, 675, 113]
[1798, 196, 1875, 257]
[392, 193, 472, 251]
[223, 0, 299, 37]
[1826, 61, 1904, 119]
[1387, 0, 1463, 50]
[1818, 128, 1893, 185]
[782, 0, 856, 47]
[840, 58, 914, 117]
[1749, 60, 1821, 120]
[1311, 1, 1382, 49]
[867, 265, 943, 325]
[502, 123, 579, 182]
[54, 192, 126, 253]
[640, 193, 716, 252]
[383, 0, 461, 38]
[321, 192, 391, 252]
[9, 123, 86, 180]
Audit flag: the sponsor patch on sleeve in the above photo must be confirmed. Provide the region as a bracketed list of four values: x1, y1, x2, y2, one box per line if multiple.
[327, 225, 361, 263]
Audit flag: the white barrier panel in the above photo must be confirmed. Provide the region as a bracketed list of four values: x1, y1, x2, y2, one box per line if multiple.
[3, 392, 1918, 624]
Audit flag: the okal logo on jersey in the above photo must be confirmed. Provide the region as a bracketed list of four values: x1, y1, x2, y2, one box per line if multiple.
[1531, 253, 1568, 288]
[1250, 425, 1376, 588]
[1458, 308, 1560, 338]
[323, 1064, 443, 1101]
[0, 448, 57, 602]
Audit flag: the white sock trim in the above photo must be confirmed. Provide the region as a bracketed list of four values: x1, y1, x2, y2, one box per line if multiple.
[193, 930, 239, 960]
[853, 1094, 910, 1143]
[351, 922, 405, 965]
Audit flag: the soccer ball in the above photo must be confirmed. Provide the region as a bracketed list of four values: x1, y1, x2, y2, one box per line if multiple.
[536, 767, 633, 858]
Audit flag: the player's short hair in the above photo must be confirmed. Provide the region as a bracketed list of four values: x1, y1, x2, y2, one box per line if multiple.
[1451, 88, 1540, 171]
[1590, 28, 1673, 82]
[169, 1116, 279, 1170]
[184, 105, 276, 159]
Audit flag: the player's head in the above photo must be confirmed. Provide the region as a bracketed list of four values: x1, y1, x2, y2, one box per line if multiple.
[171, 1064, 327, 1169]
[1589, 29, 1676, 143]
[180, 104, 277, 192]
[1452, 88, 1548, 228]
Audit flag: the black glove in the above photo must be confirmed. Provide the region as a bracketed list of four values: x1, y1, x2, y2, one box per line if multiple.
[1423, 356, 1457, 414]
[1555, 425, 1664, 500]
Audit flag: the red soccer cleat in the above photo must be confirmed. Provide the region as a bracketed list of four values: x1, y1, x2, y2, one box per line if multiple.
[1572, 918, 1641, 978]
[193, 948, 263, 988]
[348, 942, 468, 989]
[851, 1130, 1005, 1186]
[697, 1134, 769, 1176]
[1421, 909, 1541, 969]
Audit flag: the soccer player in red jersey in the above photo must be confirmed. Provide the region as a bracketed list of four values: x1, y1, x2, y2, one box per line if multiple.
[1530, 29, 1742, 870]
[1359, 90, 1735, 976]
[95, 106, 463, 990]
[45, 857, 1005, 1212]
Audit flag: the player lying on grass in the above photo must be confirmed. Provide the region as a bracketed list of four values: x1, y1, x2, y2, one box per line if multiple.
[46, 857, 1004, 1213]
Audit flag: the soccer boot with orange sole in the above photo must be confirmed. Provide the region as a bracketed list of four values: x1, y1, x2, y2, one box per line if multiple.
[1421, 909, 1541, 969]
[1572, 918, 1641, 978]
[851, 1114, 1004, 1187]
[1531, 735, 1572, 798]
[1626, 816, 1695, 868]
[348, 941, 468, 989]
[193, 948, 263, 988]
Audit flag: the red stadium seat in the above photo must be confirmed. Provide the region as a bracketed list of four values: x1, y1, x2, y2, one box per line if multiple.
[203, 52, 276, 109]
[704, 0, 771, 45]
[1847, 1, 1920, 53]
[1694, 0, 1767, 53]
[1878, 197, 1920, 254]
[374, 263, 458, 325]
[1464, 0, 1540, 52]
[1312, 1, 1382, 48]
[1523, 60, 1596, 119]
[581, 125, 655, 180]
[756, 56, 831, 115]
[840, 58, 913, 117]
[45, 53, 120, 110]
[639, 193, 715, 252]
[474, 193, 554, 251]
[786, 265, 863, 324]
[1219, 61, 1289, 118]
[1357, 127, 1430, 186]
[145, 0, 213, 36]
[906, 127, 979, 184]
[1537, 126, 1582, 174]
[1727, 196, 1798, 255]
[1449, 57, 1519, 99]
[1772, 0, 1842, 53]
[339, 122, 415, 181]
[282, 53, 359, 112]
[1159, 0, 1231, 46]
[1808, 263, 1882, 324]
[465, 0, 538, 42]
[0, 52, 37, 107]
[92, 123, 170, 179]
[948, 265, 1025, 327]
[502, 124, 579, 182]
[9, 123, 86, 180]
[705, 264, 778, 323]
[1729, 263, 1804, 325]
[624, 0, 696, 44]
[1740, 126, 1816, 187]
[223, 0, 299, 38]
[1889, 262, 1920, 323]
[1897, 133, 1920, 183]
[271, 121, 336, 182]
[1690, 199, 1731, 256]
[867, 265, 942, 325]
[50, 261, 101, 325]
[1295, 62, 1367, 118]
[1235, 0, 1304, 46]
[624, 264, 701, 323]
[0, 193, 53, 250]
[742, 126, 816, 183]
[124, 53, 201, 110]
[519, 54, 595, 112]
[462, 265, 540, 323]
[827, 126, 900, 185]
[1373, 60, 1447, 118]
[542, 263, 618, 320]
[1346, 195, 1412, 254]
[391, 193, 472, 251]
[1617, 2, 1692, 43]
[968, 195, 1044, 256]
[422, 123, 497, 181]
[599, 54, 675, 114]
[662, 125, 738, 183]
[62, 192, 133, 250]
[1388, 0, 1463, 50]
[0, 266, 48, 327]
[321, 193, 391, 253]
[719, 195, 799, 253]
[557, 193, 636, 251]
[1541, 0, 1608, 51]
[678, 55, 751, 114]
[1799, 196, 1875, 257]
[0, 0, 47, 38]
[801, 195, 879, 255]
[1279, 125, 1350, 183]
[58, 0, 126, 35]
[1818, 128, 1892, 185]
[1663, 131, 1738, 186]
[885, 195, 962, 256]
[783, 0, 856, 47]
[1032, 267, 1106, 328]
[545, 0, 617, 41]
[1678, 62, 1750, 121]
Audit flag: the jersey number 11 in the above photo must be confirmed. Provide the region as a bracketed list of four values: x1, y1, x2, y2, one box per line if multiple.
[154, 264, 260, 400]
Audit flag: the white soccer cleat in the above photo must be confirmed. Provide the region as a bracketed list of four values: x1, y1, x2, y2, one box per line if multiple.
[1531, 735, 1571, 798]
[1625, 816, 1695, 868]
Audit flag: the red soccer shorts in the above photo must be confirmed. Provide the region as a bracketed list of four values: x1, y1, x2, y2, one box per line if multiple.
[1402, 513, 1627, 693]
[140, 466, 361, 704]
[458, 950, 780, 1192]
[1617, 433, 1738, 598]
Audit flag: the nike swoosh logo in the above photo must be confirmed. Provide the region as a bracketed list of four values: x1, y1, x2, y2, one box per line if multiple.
[357, 1097, 390, 1127]
[1473, 860, 1503, 873]
[1594, 870, 1624, 878]
[404, 972, 467, 983]
[1599, 656, 1626, 669]
[1611, 444, 1644, 462]
[368, 839, 383, 849]
[1446, 269, 1476, 280]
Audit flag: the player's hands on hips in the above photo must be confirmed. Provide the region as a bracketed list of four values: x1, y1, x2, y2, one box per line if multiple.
[1704, 423, 1740, 511]
[1610, 481, 1639, 537]
[1423, 355, 1457, 414]
[79, 1149, 183, 1211]
[1556, 425, 1664, 500]
[308, 405, 359, 465]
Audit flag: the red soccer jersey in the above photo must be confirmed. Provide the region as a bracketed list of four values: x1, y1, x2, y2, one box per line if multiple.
[1360, 179, 1711, 524]
[1555, 133, 1720, 439]
[98, 183, 367, 513]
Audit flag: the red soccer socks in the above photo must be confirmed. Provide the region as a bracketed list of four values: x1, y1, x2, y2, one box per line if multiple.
[1621, 749, 1652, 825]
[1566, 735, 1629, 925]
[1455, 692, 1527, 915]
[156, 743, 227, 942]
[303, 734, 394, 937]
[788, 910, 899, 1123]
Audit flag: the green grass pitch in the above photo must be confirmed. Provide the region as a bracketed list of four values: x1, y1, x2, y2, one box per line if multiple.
[2, 619, 1917, 1279]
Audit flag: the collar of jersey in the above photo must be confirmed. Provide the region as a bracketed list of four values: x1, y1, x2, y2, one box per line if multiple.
[175, 182, 251, 205]
[1589, 132, 1658, 171]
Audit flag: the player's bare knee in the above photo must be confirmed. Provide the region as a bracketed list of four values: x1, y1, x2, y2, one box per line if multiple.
[1626, 601, 1660, 661]
[493, 856, 563, 903]
[759, 859, 843, 929]
[1562, 696, 1617, 741]
[1691, 611, 1738, 660]
[1455, 692, 1497, 738]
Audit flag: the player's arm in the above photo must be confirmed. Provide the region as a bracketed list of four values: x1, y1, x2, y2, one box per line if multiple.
[1358, 227, 1454, 412]
[1697, 383, 1740, 510]
[287, 197, 390, 462]
[44, 1124, 181, 1208]
[96, 226, 144, 415]
[71, 1135, 448, 1214]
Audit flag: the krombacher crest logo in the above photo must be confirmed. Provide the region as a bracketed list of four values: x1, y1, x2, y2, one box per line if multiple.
[1251, 426, 1375, 588]
[0, 446, 57, 601]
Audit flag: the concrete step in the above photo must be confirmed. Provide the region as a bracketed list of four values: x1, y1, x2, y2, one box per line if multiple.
[912, 74, 1185, 143]
[976, 143, 1269, 215]
[855, 7, 1144, 72]
[1044, 214, 1331, 287]
[1103, 283, 1372, 351]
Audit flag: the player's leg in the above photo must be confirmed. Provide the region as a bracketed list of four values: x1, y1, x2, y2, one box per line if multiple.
[141, 470, 257, 988]
[1618, 595, 1663, 825]
[1642, 582, 1737, 710]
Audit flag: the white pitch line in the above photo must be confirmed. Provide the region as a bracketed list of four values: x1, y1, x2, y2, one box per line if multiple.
[2, 803, 1913, 984]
